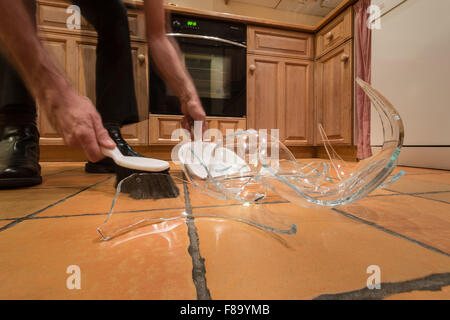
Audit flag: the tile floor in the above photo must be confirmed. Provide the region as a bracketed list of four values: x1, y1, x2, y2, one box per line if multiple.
[0, 162, 449, 300]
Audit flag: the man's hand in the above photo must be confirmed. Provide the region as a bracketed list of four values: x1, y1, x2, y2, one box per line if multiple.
[41, 87, 116, 163]
[181, 97, 207, 134]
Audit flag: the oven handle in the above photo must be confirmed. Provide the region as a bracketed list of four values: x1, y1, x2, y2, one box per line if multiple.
[166, 33, 247, 48]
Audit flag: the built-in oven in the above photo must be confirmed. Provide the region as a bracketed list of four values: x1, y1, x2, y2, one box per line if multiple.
[149, 14, 247, 118]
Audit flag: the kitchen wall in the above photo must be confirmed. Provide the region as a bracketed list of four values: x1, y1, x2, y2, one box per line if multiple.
[163, 0, 323, 26]
[371, 0, 450, 169]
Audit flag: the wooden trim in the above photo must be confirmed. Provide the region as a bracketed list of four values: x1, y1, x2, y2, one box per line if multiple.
[315, 0, 358, 32]
[40, 145, 337, 162]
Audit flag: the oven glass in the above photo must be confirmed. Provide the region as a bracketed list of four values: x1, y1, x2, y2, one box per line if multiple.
[150, 37, 246, 118]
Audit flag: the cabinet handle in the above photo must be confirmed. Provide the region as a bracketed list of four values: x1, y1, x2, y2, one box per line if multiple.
[138, 54, 146, 64]
[341, 54, 350, 62]
[325, 32, 333, 40]
[249, 64, 256, 73]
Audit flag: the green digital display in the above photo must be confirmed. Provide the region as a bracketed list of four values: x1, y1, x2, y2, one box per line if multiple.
[187, 21, 197, 27]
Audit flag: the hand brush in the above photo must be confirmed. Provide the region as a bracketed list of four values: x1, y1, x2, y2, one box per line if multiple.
[101, 147, 179, 200]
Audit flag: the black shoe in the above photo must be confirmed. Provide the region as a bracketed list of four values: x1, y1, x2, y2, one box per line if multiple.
[0, 124, 42, 188]
[85, 126, 143, 173]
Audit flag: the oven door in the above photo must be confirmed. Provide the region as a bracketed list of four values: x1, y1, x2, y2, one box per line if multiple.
[149, 34, 247, 118]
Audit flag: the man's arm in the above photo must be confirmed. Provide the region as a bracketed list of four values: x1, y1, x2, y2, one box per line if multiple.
[143, 0, 206, 132]
[0, 0, 115, 162]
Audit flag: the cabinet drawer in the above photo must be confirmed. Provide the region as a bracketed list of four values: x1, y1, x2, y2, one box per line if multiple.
[315, 7, 352, 58]
[248, 26, 314, 60]
[149, 115, 247, 145]
[149, 115, 183, 145]
[37, 0, 146, 40]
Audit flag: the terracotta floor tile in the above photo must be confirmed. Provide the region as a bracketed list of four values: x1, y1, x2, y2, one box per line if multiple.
[342, 196, 450, 254]
[384, 176, 450, 194]
[395, 166, 447, 176]
[187, 183, 286, 209]
[41, 162, 85, 177]
[39, 177, 186, 217]
[403, 174, 450, 186]
[367, 189, 400, 197]
[2, 162, 450, 300]
[0, 220, 12, 229]
[417, 192, 450, 204]
[35, 169, 113, 189]
[0, 214, 196, 300]
[192, 206, 450, 300]
[0, 187, 83, 220]
[386, 285, 450, 300]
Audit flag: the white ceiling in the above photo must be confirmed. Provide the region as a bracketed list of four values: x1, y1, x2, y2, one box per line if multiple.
[230, 0, 345, 17]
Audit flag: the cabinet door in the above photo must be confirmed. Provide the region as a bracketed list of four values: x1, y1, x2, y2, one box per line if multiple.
[121, 42, 149, 145]
[282, 59, 314, 146]
[38, 34, 73, 145]
[315, 40, 353, 145]
[247, 55, 282, 135]
[247, 54, 314, 146]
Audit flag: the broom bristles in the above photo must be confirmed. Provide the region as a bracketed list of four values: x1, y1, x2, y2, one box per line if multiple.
[115, 165, 180, 200]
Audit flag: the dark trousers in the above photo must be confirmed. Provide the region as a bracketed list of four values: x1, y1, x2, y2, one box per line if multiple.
[0, 0, 139, 126]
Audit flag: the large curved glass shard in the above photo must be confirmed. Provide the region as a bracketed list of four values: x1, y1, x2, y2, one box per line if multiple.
[258, 78, 404, 208]
[97, 172, 297, 241]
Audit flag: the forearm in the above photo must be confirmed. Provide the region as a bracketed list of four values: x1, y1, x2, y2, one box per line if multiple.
[148, 36, 199, 104]
[0, 0, 69, 104]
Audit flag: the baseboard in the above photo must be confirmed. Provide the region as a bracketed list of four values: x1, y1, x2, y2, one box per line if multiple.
[371, 146, 450, 170]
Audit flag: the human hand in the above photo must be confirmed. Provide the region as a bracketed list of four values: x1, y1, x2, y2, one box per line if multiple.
[180, 97, 207, 135]
[40, 87, 116, 162]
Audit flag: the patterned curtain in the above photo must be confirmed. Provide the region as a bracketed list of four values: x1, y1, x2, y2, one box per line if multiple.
[355, 0, 373, 160]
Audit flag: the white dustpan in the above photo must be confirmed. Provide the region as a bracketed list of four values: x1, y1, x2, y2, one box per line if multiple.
[101, 147, 170, 172]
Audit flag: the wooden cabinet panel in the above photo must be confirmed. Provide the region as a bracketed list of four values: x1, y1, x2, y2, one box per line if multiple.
[247, 55, 281, 132]
[282, 60, 314, 146]
[315, 40, 353, 145]
[316, 7, 353, 59]
[248, 26, 314, 60]
[38, 35, 71, 145]
[149, 115, 183, 145]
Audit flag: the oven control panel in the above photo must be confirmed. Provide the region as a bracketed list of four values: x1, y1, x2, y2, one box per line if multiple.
[170, 14, 246, 44]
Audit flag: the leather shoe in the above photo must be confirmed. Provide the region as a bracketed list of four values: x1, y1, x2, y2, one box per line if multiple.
[85, 126, 142, 173]
[0, 124, 42, 188]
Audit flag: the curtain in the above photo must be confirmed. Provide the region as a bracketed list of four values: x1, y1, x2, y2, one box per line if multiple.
[354, 0, 372, 160]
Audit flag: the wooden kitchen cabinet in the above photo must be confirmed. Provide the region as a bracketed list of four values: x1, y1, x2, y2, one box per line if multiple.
[247, 54, 314, 146]
[37, 33, 149, 146]
[314, 40, 353, 145]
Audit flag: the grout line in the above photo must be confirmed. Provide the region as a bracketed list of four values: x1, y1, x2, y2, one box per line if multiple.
[314, 272, 450, 300]
[41, 168, 82, 178]
[332, 208, 450, 258]
[0, 176, 114, 233]
[384, 188, 450, 205]
[2, 200, 290, 222]
[368, 189, 450, 198]
[183, 181, 212, 301]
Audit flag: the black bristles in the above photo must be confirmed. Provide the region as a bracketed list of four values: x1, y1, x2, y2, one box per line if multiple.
[114, 165, 179, 200]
